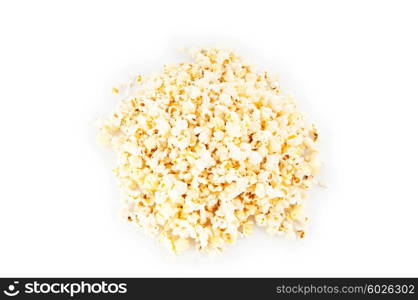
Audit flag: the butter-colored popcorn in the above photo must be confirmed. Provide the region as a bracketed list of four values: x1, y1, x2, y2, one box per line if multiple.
[98, 47, 321, 254]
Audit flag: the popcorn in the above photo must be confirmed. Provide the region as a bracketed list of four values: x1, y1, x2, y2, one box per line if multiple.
[255, 183, 266, 198]
[98, 47, 321, 254]
[174, 238, 190, 253]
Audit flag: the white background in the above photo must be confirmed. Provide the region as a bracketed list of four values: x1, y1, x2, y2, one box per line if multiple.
[1, 0, 417, 277]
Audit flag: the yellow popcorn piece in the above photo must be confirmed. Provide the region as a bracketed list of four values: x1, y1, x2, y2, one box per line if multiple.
[174, 238, 190, 253]
[242, 221, 254, 236]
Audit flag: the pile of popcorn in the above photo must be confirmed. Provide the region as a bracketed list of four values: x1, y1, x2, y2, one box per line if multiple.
[97, 47, 320, 254]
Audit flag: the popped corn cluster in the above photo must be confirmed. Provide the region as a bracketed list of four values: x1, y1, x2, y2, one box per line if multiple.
[97, 48, 320, 254]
